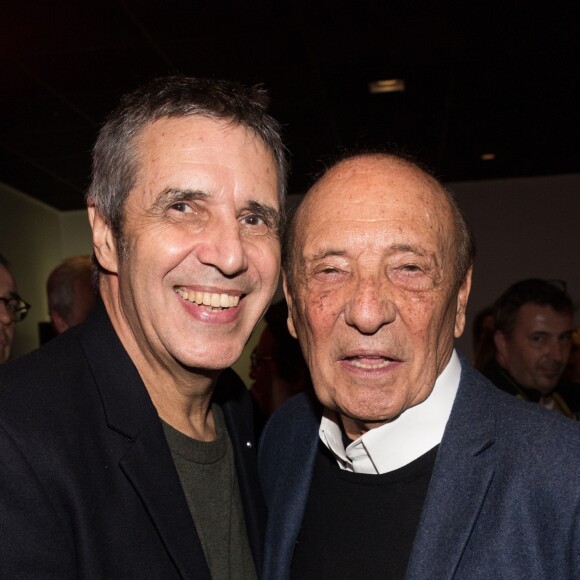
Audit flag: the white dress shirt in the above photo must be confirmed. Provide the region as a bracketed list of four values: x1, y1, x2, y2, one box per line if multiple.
[319, 350, 461, 474]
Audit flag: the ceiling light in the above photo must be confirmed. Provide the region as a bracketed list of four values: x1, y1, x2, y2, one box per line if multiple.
[369, 79, 405, 94]
[480, 153, 496, 161]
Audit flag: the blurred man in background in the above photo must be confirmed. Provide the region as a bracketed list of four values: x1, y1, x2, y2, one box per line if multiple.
[46, 255, 96, 334]
[484, 278, 578, 418]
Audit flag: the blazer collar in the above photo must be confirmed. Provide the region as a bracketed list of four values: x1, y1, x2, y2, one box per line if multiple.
[77, 303, 263, 578]
[78, 303, 210, 579]
[406, 360, 497, 579]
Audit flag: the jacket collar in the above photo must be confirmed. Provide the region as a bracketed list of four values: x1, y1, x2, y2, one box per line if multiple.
[77, 303, 264, 578]
[406, 359, 497, 579]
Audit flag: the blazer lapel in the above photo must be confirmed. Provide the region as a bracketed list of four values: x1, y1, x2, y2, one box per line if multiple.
[78, 305, 210, 580]
[120, 421, 210, 580]
[216, 369, 266, 575]
[260, 393, 321, 580]
[406, 362, 497, 580]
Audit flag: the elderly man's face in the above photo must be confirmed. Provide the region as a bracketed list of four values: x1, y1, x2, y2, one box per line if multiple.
[93, 116, 281, 373]
[0, 264, 17, 364]
[285, 156, 471, 438]
[495, 303, 573, 394]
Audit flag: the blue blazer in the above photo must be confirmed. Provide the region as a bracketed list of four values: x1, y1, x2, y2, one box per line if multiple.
[259, 357, 580, 579]
[0, 304, 265, 578]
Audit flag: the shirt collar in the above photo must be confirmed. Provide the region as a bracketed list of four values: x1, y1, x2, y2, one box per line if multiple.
[319, 350, 461, 474]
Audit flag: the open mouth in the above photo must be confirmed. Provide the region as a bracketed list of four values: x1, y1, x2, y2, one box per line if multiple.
[174, 288, 241, 310]
[345, 356, 395, 370]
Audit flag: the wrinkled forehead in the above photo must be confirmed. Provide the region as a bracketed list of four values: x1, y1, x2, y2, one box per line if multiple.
[296, 157, 455, 251]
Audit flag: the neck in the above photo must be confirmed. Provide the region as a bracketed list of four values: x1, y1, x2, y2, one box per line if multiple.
[101, 285, 221, 441]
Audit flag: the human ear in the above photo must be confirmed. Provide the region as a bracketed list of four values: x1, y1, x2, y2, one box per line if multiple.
[282, 274, 298, 339]
[494, 330, 509, 362]
[88, 205, 119, 274]
[454, 267, 473, 338]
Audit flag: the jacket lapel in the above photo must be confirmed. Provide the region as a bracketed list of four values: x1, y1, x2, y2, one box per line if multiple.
[78, 304, 210, 580]
[260, 393, 321, 580]
[406, 362, 497, 580]
[120, 422, 210, 580]
[215, 369, 266, 575]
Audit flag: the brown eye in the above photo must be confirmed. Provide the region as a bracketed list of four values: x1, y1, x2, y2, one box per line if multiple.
[241, 214, 265, 226]
[170, 202, 190, 212]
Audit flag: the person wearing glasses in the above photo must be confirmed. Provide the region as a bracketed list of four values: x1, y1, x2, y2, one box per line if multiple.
[0, 253, 30, 364]
[483, 278, 579, 418]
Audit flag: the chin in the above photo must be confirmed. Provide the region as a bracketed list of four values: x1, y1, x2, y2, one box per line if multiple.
[341, 402, 402, 425]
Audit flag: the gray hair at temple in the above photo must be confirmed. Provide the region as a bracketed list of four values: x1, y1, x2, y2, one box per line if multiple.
[282, 151, 475, 293]
[87, 75, 288, 247]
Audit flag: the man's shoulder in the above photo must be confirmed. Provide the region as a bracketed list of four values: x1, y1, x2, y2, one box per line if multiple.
[259, 391, 320, 460]
[266, 391, 320, 432]
[0, 307, 128, 443]
[0, 328, 85, 395]
[456, 361, 580, 454]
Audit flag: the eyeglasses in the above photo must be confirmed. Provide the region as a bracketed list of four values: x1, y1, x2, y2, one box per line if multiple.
[0, 296, 31, 323]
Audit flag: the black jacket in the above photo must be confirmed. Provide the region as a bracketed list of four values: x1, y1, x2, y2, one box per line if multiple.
[0, 304, 265, 578]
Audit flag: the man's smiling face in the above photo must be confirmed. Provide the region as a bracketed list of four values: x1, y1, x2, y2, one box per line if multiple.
[285, 155, 471, 438]
[95, 115, 281, 374]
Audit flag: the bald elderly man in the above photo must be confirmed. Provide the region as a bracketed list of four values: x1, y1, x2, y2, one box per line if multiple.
[259, 152, 580, 580]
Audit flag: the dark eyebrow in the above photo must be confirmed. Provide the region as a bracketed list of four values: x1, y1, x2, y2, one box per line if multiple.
[151, 188, 208, 211]
[248, 200, 282, 231]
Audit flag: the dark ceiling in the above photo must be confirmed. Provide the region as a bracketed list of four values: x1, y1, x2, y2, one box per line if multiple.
[1, 0, 579, 211]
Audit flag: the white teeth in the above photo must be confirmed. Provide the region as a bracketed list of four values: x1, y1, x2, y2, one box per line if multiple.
[350, 358, 391, 370]
[175, 288, 240, 310]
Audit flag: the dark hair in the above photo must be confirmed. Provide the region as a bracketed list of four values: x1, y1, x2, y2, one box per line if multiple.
[46, 256, 93, 324]
[87, 75, 288, 244]
[494, 279, 574, 337]
[283, 151, 475, 293]
[0, 253, 9, 270]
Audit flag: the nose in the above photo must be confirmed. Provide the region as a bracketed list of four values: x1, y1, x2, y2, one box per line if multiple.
[344, 275, 396, 335]
[196, 216, 248, 276]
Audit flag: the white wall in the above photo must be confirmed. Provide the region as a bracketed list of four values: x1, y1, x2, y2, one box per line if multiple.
[449, 174, 580, 357]
[0, 182, 92, 357]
